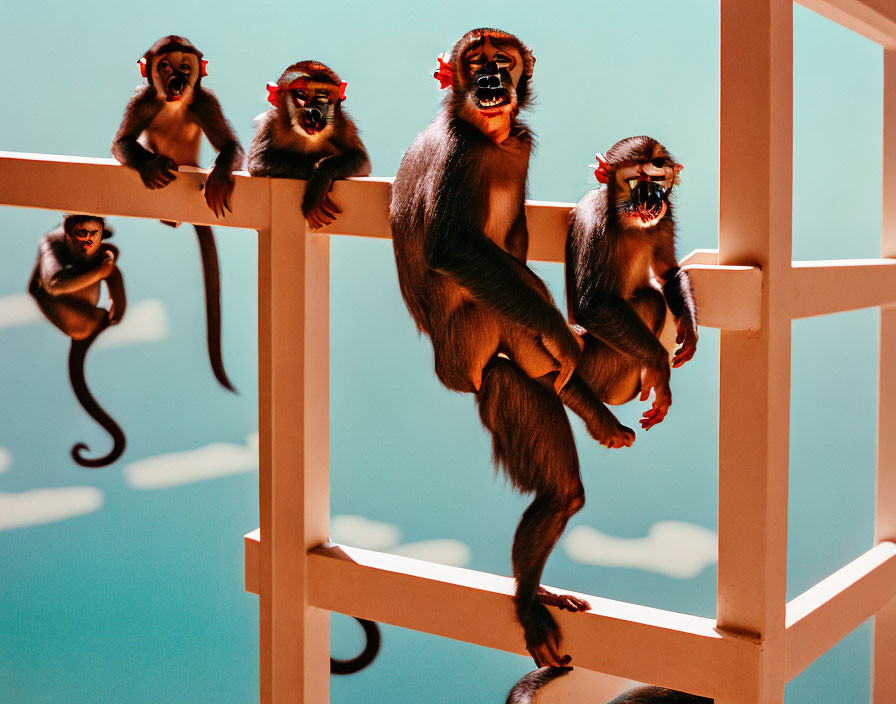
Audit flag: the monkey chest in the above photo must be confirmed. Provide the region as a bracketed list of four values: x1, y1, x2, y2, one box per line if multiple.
[143, 108, 203, 165]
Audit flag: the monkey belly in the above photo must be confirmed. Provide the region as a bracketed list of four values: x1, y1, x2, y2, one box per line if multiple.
[143, 108, 202, 165]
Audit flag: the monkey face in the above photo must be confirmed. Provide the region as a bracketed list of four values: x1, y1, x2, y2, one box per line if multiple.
[152, 51, 200, 102]
[282, 79, 338, 138]
[67, 220, 104, 259]
[460, 38, 524, 117]
[613, 157, 682, 228]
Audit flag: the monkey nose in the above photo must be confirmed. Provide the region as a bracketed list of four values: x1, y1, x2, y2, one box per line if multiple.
[477, 74, 502, 89]
[307, 108, 323, 122]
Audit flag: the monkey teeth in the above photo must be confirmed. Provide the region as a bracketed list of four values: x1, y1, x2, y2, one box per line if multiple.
[476, 93, 509, 109]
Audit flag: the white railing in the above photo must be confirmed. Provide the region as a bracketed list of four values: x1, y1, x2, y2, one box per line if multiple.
[3, 2, 896, 702]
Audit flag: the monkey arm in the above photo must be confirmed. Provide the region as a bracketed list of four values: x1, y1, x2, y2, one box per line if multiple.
[302, 149, 371, 213]
[191, 89, 245, 173]
[37, 237, 112, 296]
[111, 87, 163, 170]
[654, 244, 698, 367]
[105, 267, 126, 324]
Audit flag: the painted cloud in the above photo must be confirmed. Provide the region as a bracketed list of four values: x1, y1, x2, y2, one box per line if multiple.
[94, 298, 170, 349]
[0, 293, 42, 329]
[562, 520, 718, 579]
[125, 433, 259, 489]
[0, 487, 104, 531]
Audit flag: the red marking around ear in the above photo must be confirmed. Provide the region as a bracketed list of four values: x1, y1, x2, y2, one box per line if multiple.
[434, 52, 453, 89]
[266, 82, 281, 108]
[594, 153, 609, 184]
[338, 81, 347, 101]
[201, 59, 208, 77]
[138, 57, 147, 78]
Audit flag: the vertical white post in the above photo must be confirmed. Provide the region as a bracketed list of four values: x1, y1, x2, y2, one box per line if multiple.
[716, 1, 793, 702]
[258, 178, 331, 703]
[873, 47, 896, 704]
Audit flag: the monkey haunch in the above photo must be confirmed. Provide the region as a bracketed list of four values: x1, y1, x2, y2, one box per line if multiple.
[566, 136, 698, 432]
[248, 60, 371, 230]
[391, 28, 632, 669]
[112, 35, 244, 392]
[29, 215, 127, 468]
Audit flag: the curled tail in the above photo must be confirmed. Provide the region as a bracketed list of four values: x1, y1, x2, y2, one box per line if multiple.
[68, 327, 126, 468]
[506, 667, 571, 703]
[330, 618, 381, 675]
[194, 225, 235, 392]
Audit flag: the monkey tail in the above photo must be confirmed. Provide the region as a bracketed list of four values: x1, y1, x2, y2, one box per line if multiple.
[194, 225, 235, 393]
[68, 328, 126, 468]
[329, 618, 381, 675]
[506, 667, 571, 704]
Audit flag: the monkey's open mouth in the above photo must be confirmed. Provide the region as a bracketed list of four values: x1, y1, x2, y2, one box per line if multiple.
[474, 89, 510, 111]
[166, 75, 187, 101]
[300, 113, 326, 135]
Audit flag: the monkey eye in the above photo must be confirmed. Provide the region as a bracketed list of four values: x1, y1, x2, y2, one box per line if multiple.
[158, 60, 170, 70]
[651, 158, 666, 168]
[493, 52, 514, 67]
[179, 63, 190, 72]
[291, 90, 307, 102]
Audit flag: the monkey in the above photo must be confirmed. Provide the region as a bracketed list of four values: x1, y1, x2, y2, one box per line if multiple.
[390, 28, 635, 669]
[112, 35, 244, 392]
[248, 60, 371, 230]
[28, 214, 127, 468]
[566, 136, 698, 432]
[329, 616, 380, 675]
[506, 666, 713, 703]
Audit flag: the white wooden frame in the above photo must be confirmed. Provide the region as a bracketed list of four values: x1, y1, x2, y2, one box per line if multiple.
[2, 2, 896, 701]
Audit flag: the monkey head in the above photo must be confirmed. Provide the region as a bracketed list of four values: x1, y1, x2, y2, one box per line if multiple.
[595, 136, 683, 229]
[435, 28, 534, 139]
[63, 214, 106, 260]
[266, 61, 348, 139]
[139, 36, 207, 103]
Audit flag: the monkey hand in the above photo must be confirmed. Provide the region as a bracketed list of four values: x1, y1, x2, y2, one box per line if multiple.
[108, 300, 123, 325]
[302, 185, 342, 230]
[639, 361, 671, 430]
[542, 323, 583, 392]
[599, 420, 636, 449]
[139, 155, 178, 190]
[673, 315, 698, 368]
[204, 167, 234, 219]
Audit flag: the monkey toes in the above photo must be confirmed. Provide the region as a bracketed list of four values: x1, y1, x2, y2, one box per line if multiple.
[537, 586, 590, 612]
[601, 423, 635, 449]
[521, 600, 572, 668]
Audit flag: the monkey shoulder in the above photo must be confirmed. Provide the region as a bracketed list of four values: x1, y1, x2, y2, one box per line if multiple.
[570, 189, 610, 243]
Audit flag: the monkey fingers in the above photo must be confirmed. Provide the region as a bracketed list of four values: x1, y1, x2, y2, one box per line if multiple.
[142, 156, 178, 190]
[204, 171, 234, 219]
[603, 423, 636, 449]
[672, 318, 698, 368]
[537, 587, 590, 613]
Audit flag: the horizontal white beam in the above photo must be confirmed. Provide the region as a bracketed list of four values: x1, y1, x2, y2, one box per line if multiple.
[790, 259, 896, 318]
[795, 0, 896, 48]
[683, 263, 763, 331]
[785, 541, 896, 679]
[244, 533, 760, 700]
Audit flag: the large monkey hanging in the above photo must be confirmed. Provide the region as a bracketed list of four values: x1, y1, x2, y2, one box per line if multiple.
[112, 35, 244, 391]
[248, 60, 371, 230]
[29, 215, 127, 467]
[566, 136, 697, 431]
[390, 28, 635, 669]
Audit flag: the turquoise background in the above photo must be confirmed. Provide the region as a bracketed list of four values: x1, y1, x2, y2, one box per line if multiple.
[0, 1, 884, 702]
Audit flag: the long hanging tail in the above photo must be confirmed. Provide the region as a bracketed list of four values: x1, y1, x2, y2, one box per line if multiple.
[329, 618, 381, 675]
[68, 327, 126, 468]
[194, 225, 235, 392]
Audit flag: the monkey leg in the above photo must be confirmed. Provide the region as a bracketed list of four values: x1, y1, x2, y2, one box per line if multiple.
[31, 287, 108, 341]
[430, 302, 501, 393]
[477, 358, 588, 667]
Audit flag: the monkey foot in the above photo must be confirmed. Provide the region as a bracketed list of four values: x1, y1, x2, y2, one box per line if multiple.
[537, 586, 590, 612]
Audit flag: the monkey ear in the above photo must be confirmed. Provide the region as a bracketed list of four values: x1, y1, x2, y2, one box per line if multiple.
[434, 52, 454, 89]
[593, 153, 609, 184]
[201, 59, 208, 77]
[338, 81, 348, 101]
[266, 82, 282, 108]
[137, 57, 147, 78]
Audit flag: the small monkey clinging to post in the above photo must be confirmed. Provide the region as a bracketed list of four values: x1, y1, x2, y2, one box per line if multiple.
[566, 136, 697, 432]
[112, 35, 244, 392]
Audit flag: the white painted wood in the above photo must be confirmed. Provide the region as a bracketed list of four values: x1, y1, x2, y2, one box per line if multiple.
[785, 542, 896, 679]
[874, 46, 896, 704]
[682, 264, 762, 331]
[790, 259, 896, 318]
[795, 0, 896, 47]
[716, 1, 793, 702]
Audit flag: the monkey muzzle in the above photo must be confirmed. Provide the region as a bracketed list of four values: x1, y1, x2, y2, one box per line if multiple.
[629, 181, 669, 222]
[165, 72, 188, 101]
[300, 106, 328, 135]
[473, 62, 511, 111]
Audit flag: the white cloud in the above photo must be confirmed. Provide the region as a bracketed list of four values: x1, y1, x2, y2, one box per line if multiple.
[390, 539, 471, 567]
[95, 299, 170, 350]
[125, 433, 258, 489]
[0, 487, 104, 531]
[0, 293, 42, 329]
[562, 521, 718, 579]
[0, 447, 11, 474]
[331, 515, 402, 550]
